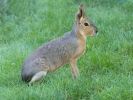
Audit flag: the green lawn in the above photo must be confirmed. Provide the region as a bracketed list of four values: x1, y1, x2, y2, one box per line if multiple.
[0, 0, 133, 99]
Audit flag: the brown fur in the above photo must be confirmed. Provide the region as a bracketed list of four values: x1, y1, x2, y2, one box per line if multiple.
[21, 4, 98, 83]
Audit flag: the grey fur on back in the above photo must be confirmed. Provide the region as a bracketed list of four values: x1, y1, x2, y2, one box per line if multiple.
[22, 23, 78, 82]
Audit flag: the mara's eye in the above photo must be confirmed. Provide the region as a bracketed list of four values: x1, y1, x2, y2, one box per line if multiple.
[84, 23, 89, 26]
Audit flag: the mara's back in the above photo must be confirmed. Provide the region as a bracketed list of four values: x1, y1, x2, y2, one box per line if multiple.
[22, 32, 78, 73]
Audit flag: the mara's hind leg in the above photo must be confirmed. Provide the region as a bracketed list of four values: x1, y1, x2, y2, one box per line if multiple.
[29, 71, 47, 84]
[28, 58, 49, 84]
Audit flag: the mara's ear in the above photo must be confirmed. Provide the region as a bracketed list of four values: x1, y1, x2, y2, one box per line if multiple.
[76, 4, 86, 23]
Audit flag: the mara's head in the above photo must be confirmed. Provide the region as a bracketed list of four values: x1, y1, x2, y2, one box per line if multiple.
[76, 4, 98, 37]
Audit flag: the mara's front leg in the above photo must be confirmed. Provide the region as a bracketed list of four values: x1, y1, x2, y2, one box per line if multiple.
[69, 59, 80, 79]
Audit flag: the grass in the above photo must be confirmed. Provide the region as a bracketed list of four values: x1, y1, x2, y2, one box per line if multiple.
[0, 0, 133, 99]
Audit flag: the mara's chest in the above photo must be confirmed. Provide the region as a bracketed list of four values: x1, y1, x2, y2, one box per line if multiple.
[72, 40, 86, 59]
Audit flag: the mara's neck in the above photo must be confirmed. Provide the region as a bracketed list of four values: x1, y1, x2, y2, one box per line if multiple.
[70, 21, 77, 37]
[70, 21, 86, 43]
